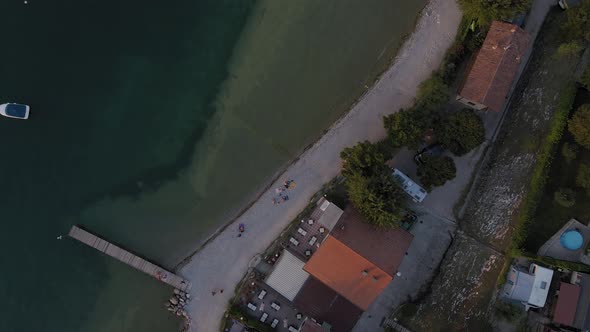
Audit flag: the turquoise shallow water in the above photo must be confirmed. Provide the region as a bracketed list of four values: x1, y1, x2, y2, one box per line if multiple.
[0, 0, 426, 331]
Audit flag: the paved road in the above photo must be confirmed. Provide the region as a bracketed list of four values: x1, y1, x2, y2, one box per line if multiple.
[179, 0, 462, 331]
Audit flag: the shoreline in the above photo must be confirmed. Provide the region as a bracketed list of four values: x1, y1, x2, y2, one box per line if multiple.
[173, 1, 431, 271]
[179, 0, 462, 330]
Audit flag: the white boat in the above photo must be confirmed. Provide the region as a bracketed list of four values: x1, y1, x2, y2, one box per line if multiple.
[0, 103, 30, 120]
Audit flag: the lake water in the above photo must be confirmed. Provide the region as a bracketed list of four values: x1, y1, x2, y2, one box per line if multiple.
[0, 0, 426, 331]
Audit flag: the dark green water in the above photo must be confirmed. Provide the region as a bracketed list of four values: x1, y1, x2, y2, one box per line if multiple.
[0, 0, 427, 331]
[0, 1, 255, 331]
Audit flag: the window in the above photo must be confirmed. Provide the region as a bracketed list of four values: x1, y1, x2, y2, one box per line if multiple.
[540, 281, 547, 289]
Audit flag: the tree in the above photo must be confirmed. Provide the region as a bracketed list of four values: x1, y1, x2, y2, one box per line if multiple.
[554, 188, 576, 208]
[437, 109, 485, 156]
[562, 0, 590, 42]
[383, 108, 427, 149]
[344, 172, 405, 228]
[576, 163, 590, 193]
[416, 73, 449, 111]
[340, 141, 405, 228]
[340, 141, 385, 178]
[417, 156, 457, 191]
[561, 142, 579, 164]
[555, 41, 583, 59]
[458, 0, 531, 26]
[581, 67, 590, 91]
[568, 105, 590, 149]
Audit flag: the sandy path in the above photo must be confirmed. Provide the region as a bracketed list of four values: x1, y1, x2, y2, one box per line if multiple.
[180, 0, 461, 330]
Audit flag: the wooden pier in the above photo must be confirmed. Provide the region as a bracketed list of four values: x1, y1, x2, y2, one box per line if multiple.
[68, 226, 191, 291]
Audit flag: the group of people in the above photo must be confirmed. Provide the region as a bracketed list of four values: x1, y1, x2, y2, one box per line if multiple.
[272, 179, 295, 205]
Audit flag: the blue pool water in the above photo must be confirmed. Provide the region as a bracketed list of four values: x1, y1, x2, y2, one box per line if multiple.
[560, 230, 583, 250]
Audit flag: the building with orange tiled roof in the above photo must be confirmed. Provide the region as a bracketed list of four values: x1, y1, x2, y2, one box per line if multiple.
[457, 21, 529, 112]
[303, 236, 392, 311]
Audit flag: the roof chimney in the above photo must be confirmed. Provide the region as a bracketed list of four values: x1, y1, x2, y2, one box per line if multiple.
[372, 276, 379, 283]
[361, 270, 368, 277]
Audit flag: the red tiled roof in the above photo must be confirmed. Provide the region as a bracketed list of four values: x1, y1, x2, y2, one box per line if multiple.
[298, 319, 325, 332]
[458, 21, 530, 112]
[553, 282, 580, 327]
[303, 236, 392, 311]
[329, 206, 413, 276]
[294, 277, 363, 332]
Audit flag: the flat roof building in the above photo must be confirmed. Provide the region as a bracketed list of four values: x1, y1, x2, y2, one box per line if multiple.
[264, 250, 309, 301]
[502, 264, 553, 309]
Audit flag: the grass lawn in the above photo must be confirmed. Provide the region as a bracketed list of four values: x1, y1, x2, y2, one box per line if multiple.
[524, 89, 590, 253]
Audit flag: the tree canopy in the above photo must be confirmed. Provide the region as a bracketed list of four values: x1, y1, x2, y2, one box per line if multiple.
[383, 108, 428, 149]
[437, 109, 485, 156]
[344, 171, 405, 228]
[416, 73, 450, 111]
[561, 142, 579, 164]
[458, 0, 531, 26]
[554, 188, 576, 208]
[417, 156, 457, 191]
[562, 0, 590, 42]
[340, 141, 386, 178]
[576, 163, 590, 192]
[568, 104, 590, 149]
[581, 67, 590, 91]
[340, 141, 405, 227]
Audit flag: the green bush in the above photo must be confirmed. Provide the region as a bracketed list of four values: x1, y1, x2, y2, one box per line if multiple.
[568, 104, 590, 149]
[576, 163, 590, 192]
[340, 141, 405, 228]
[494, 302, 523, 322]
[581, 67, 590, 91]
[458, 0, 531, 26]
[554, 188, 576, 207]
[383, 108, 428, 149]
[417, 156, 457, 191]
[555, 41, 584, 58]
[561, 142, 579, 163]
[437, 109, 486, 156]
[562, 0, 590, 42]
[345, 171, 404, 228]
[416, 73, 449, 111]
[340, 141, 386, 178]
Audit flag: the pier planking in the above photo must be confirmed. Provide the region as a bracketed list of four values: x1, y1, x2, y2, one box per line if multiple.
[68, 225, 191, 291]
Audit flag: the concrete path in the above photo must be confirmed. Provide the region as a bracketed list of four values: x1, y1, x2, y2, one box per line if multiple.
[179, 0, 462, 331]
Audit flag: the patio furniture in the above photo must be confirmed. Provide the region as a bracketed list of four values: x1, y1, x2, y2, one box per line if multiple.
[259, 303, 265, 311]
[289, 326, 299, 332]
[296, 313, 303, 320]
[247, 303, 257, 311]
[271, 302, 281, 311]
[309, 236, 317, 246]
[308, 219, 314, 225]
[258, 289, 267, 300]
[260, 312, 268, 323]
[319, 227, 325, 233]
[297, 228, 307, 236]
[289, 237, 299, 246]
[271, 319, 279, 328]
[305, 250, 311, 256]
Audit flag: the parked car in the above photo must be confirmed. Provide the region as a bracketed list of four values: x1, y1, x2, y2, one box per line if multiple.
[414, 143, 444, 164]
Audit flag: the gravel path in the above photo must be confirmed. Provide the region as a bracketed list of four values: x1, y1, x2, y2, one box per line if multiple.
[179, 1, 461, 331]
